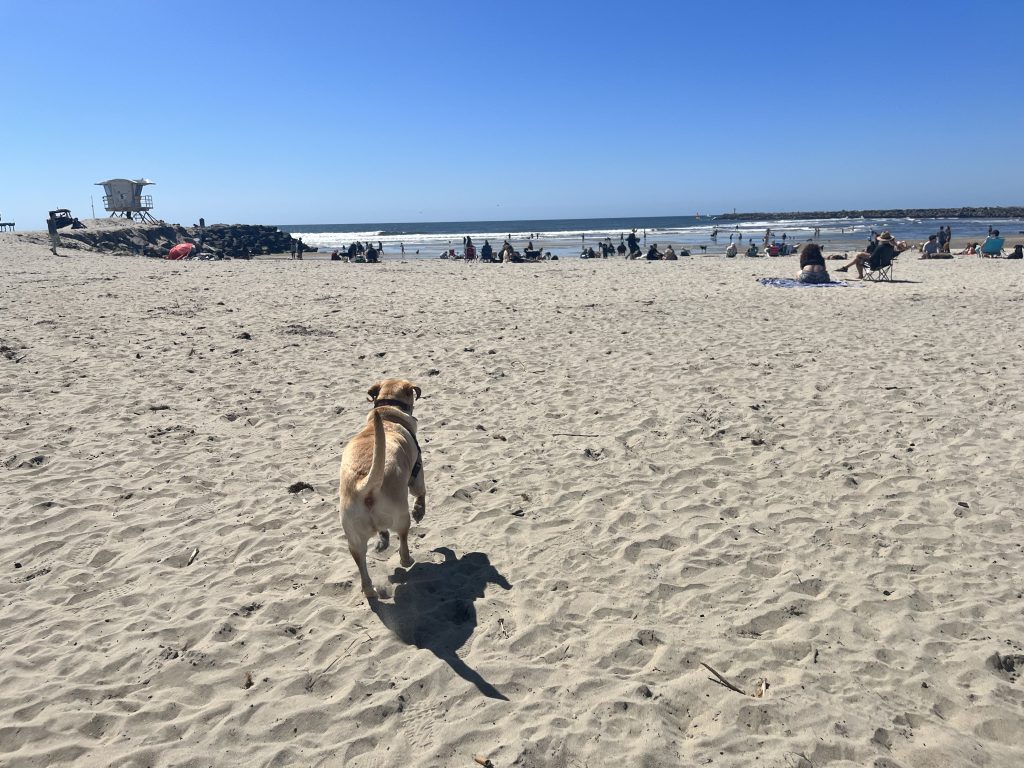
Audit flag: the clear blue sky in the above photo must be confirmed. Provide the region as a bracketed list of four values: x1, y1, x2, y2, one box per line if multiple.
[3, 0, 1020, 227]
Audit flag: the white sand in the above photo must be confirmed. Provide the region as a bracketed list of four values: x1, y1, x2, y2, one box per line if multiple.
[1, 238, 1023, 767]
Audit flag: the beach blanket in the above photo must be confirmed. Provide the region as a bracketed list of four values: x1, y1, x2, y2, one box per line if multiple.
[757, 277, 852, 288]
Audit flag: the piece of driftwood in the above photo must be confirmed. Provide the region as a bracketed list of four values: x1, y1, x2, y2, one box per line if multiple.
[473, 755, 495, 767]
[701, 662, 747, 695]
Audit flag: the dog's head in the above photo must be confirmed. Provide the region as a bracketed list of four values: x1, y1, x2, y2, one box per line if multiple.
[367, 378, 421, 413]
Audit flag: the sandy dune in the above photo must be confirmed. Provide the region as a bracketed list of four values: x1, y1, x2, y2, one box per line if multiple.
[1, 240, 1023, 767]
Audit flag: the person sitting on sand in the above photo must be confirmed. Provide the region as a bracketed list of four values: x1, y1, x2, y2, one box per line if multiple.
[1009, 244, 1023, 260]
[835, 231, 902, 278]
[921, 234, 940, 259]
[961, 242, 979, 255]
[797, 243, 831, 284]
[480, 240, 494, 262]
[725, 242, 738, 257]
[645, 244, 662, 260]
[365, 243, 379, 263]
[745, 243, 759, 257]
[663, 245, 677, 260]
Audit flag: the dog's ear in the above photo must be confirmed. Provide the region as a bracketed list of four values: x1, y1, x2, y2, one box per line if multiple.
[411, 385, 422, 400]
[367, 382, 381, 402]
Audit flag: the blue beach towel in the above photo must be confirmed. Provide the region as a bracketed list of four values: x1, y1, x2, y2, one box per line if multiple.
[757, 277, 852, 288]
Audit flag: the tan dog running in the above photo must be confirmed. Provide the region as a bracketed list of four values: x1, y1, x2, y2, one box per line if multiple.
[340, 378, 426, 598]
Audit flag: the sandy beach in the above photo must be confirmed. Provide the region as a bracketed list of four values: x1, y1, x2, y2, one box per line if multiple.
[2, 237, 1023, 767]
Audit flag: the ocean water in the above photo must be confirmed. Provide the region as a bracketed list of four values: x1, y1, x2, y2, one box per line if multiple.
[280, 215, 1024, 259]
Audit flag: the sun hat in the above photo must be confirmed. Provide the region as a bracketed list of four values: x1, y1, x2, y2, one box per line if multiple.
[877, 231, 894, 241]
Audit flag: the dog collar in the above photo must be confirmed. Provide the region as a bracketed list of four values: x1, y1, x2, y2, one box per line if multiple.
[372, 398, 413, 415]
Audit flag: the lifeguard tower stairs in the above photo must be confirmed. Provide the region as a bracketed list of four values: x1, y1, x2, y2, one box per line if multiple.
[96, 178, 157, 223]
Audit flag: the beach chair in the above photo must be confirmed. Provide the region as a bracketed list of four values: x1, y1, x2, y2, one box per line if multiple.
[863, 251, 898, 281]
[980, 237, 1005, 257]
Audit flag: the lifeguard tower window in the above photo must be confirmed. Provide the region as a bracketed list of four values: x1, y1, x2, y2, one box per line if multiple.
[95, 178, 157, 223]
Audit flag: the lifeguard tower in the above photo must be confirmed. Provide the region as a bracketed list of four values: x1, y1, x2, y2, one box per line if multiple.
[96, 178, 157, 223]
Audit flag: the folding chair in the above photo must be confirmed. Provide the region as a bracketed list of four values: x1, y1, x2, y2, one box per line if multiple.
[863, 252, 897, 281]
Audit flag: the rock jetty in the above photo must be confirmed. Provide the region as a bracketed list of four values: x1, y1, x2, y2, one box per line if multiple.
[54, 220, 301, 259]
[715, 206, 1024, 221]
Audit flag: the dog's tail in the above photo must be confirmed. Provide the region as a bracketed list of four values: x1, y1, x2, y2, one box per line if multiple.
[355, 410, 386, 496]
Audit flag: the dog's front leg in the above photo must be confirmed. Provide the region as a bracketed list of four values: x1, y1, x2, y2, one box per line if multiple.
[410, 468, 426, 523]
[407, 462, 423, 524]
[412, 494, 426, 523]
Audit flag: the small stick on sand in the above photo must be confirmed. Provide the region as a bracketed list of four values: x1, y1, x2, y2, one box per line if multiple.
[474, 755, 495, 767]
[186, 547, 200, 566]
[551, 433, 601, 438]
[701, 662, 747, 695]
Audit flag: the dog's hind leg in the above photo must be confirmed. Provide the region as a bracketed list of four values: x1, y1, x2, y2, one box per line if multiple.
[397, 513, 414, 569]
[348, 539, 375, 598]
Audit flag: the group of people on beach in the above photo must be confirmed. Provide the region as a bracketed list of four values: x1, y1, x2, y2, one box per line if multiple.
[442, 236, 553, 263]
[328, 240, 387, 263]
[329, 223, 1022, 267]
[956, 228, 1021, 259]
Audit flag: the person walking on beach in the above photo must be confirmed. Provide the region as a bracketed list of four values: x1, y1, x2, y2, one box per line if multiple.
[943, 225, 952, 253]
[626, 229, 641, 258]
[46, 212, 61, 256]
[296, 238, 305, 260]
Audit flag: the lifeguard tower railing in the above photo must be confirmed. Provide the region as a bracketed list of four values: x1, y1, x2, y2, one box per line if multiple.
[102, 194, 153, 213]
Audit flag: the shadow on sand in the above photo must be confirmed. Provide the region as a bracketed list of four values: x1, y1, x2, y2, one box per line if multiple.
[370, 547, 512, 700]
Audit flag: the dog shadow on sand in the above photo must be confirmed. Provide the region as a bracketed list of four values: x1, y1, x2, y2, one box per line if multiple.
[369, 546, 512, 700]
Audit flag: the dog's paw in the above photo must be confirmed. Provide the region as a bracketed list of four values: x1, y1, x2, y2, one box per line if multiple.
[373, 531, 390, 553]
[362, 583, 389, 600]
[412, 499, 426, 523]
[400, 554, 414, 569]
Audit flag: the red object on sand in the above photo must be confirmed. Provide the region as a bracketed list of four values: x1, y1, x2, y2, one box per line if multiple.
[167, 243, 194, 260]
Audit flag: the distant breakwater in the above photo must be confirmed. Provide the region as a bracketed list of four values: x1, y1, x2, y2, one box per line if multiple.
[715, 206, 1024, 221]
